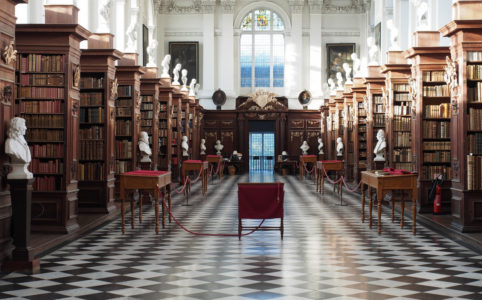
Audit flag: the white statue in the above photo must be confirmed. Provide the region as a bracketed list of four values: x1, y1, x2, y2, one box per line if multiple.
[214, 140, 224, 155]
[138, 131, 152, 162]
[367, 37, 380, 66]
[322, 83, 330, 99]
[189, 79, 197, 97]
[146, 39, 158, 67]
[318, 137, 324, 155]
[181, 135, 189, 157]
[328, 78, 336, 95]
[126, 12, 138, 52]
[351, 53, 362, 77]
[411, 0, 429, 30]
[300, 141, 310, 155]
[386, 19, 400, 51]
[194, 83, 201, 98]
[374, 129, 387, 161]
[343, 63, 352, 84]
[200, 138, 206, 155]
[336, 137, 344, 157]
[336, 72, 344, 90]
[98, 0, 111, 33]
[160, 54, 171, 78]
[181, 69, 188, 91]
[281, 151, 288, 161]
[5, 117, 33, 179]
[172, 63, 182, 85]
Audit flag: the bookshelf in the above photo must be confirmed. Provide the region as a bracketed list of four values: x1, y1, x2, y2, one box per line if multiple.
[342, 85, 354, 181]
[351, 78, 367, 183]
[405, 31, 451, 214]
[171, 89, 183, 182]
[181, 96, 190, 161]
[363, 66, 386, 170]
[14, 5, 90, 233]
[190, 99, 200, 160]
[158, 80, 173, 171]
[78, 34, 121, 213]
[381, 51, 413, 172]
[327, 97, 337, 160]
[441, 3, 482, 232]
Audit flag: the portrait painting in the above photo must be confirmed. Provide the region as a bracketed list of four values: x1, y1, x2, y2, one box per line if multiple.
[169, 41, 199, 85]
[142, 25, 149, 66]
[326, 43, 355, 82]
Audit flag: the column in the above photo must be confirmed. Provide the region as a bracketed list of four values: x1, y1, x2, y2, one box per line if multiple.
[286, 2, 303, 98]
[28, 0, 44, 24]
[114, 0, 126, 52]
[218, 6, 234, 98]
[309, 8, 322, 98]
[202, 12, 215, 99]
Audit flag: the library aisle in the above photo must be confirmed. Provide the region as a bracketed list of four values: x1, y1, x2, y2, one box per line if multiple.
[0, 175, 481, 299]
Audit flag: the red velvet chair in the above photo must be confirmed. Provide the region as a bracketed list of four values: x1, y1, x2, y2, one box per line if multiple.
[238, 182, 284, 240]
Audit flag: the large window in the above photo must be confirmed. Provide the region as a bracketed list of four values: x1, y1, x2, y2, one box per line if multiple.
[240, 9, 285, 88]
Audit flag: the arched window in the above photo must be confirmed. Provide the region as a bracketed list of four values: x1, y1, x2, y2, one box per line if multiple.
[240, 9, 285, 88]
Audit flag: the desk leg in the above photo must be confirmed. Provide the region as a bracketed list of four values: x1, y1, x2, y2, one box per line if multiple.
[391, 191, 395, 223]
[368, 187, 372, 228]
[139, 190, 143, 224]
[121, 188, 125, 234]
[155, 188, 159, 234]
[131, 192, 135, 229]
[339, 175, 343, 205]
[161, 186, 166, 229]
[361, 183, 365, 223]
[168, 184, 172, 223]
[412, 188, 417, 235]
[321, 175, 325, 197]
[401, 191, 405, 229]
[377, 190, 383, 234]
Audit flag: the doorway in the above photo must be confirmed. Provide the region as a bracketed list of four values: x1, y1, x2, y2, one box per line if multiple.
[249, 132, 275, 171]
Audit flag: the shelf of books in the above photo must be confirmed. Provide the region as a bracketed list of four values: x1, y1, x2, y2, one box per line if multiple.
[351, 78, 367, 183]
[158, 80, 173, 171]
[327, 98, 337, 160]
[171, 89, 183, 182]
[181, 97, 190, 161]
[188, 99, 195, 159]
[343, 85, 354, 181]
[140, 68, 161, 169]
[14, 6, 90, 233]
[405, 31, 452, 214]
[78, 34, 121, 214]
[363, 65, 386, 170]
[441, 4, 482, 232]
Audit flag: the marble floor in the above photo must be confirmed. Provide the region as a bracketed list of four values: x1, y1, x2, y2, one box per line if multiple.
[0, 174, 481, 299]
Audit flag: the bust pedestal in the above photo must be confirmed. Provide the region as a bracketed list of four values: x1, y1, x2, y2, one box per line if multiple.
[374, 161, 385, 170]
[139, 162, 152, 204]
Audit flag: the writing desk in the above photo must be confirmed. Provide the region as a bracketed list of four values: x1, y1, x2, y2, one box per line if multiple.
[206, 155, 223, 182]
[182, 160, 208, 197]
[299, 155, 317, 180]
[316, 160, 344, 203]
[120, 170, 172, 234]
[361, 170, 417, 234]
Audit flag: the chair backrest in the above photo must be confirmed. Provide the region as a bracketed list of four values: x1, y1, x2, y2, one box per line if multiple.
[238, 182, 284, 219]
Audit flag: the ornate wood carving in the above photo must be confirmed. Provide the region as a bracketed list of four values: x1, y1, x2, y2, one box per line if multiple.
[111, 78, 118, 99]
[73, 65, 80, 88]
[2, 41, 16, 65]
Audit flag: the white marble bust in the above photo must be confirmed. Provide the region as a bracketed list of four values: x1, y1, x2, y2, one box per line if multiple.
[328, 78, 336, 95]
[160, 54, 171, 78]
[200, 138, 206, 155]
[181, 135, 189, 157]
[343, 63, 352, 84]
[147, 39, 158, 67]
[172, 63, 182, 85]
[138, 131, 152, 162]
[181, 69, 188, 91]
[5, 117, 33, 179]
[336, 137, 344, 157]
[214, 140, 224, 155]
[318, 137, 324, 155]
[188, 79, 197, 97]
[300, 141, 310, 155]
[336, 72, 344, 90]
[374, 129, 387, 162]
[351, 53, 361, 77]
[386, 19, 400, 51]
[367, 37, 380, 66]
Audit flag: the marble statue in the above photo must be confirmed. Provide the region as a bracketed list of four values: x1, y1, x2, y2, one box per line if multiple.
[160, 54, 171, 78]
[98, 0, 111, 33]
[126, 13, 138, 52]
[300, 141, 309, 155]
[138, 131, 152, 162]
[214, 140, 224, 155]
[336, 137, 344, 157]
[328, 78, 336, 95]
[200, 138, 206, 155]
[386, 19, 400, 51]
[5, 117, 33, 179]
[181, 69, 188, 91]
[367, 37, 379, 66]
[281, 151, 288, 161]
[374, 129, 387, 161]
[336, 72, 344, 90]
[351, 53, 362, 77]
[189, 79, 197, 97]
[146, 39, 158, 67]
[343, 63, 352, 84]
[172, 63, 182, 85]
[194, 83, 201, 96]
[322, 83, 330, 99]
[181, 135, 189, 157]
[318, 138, 324, 155]
[411, 0, 429, 30]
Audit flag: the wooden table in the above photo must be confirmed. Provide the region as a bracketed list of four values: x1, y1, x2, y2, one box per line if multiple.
[299, 155, 317, 180]
[182, 160, 208, 200]
[206, 155, 223, 182]
[361, 170, 418, 234]
[316, 160, 344, 204]
[276, 160, 297, 175]
[120, 170, 172, 234]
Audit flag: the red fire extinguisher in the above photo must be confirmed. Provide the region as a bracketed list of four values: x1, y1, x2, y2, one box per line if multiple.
[430, 174, 444, 214]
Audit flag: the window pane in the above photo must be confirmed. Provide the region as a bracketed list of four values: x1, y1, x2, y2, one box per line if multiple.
[273, 34, 284, 87]
[254, 34, 270, 87]
[272, 12, 284, 31]
[255, 10, 270, 31]
[240, 34, 252, 87]
[241, 13, 252, 31]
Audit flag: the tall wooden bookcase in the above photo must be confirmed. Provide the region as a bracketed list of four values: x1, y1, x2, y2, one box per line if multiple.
[158, 79, 173, 171]
[140, 67, 160, 169]
[351, 77, 367, 183]
[0, 0, 28, 263]
[181, 95, 190, 160]
[115, 53, 143, 176]
[381, 51, 413, 171]
[327, 97, 337, 159]
[78, 34, 120, 213]
[191, 99, 200, 160]
[364, 66, 386, 170]
[342, 85, 355, 181]
[405, 31, 451, 214]
[171, 88, 183, 181]
[440, 0, 482, 232]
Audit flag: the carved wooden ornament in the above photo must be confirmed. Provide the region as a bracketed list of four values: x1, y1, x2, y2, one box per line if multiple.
[73, 65, 80, 88]
[444, 56, 459, 110]
[111, 78, 119, 99]
[2, 41, 17, 65]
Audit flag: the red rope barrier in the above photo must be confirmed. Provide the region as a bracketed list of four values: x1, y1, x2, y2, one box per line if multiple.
[302, 162, 315, 174]
[341, 176, 362, 193]
[189, 165, 204, 184]
[322, 168, 343, 184]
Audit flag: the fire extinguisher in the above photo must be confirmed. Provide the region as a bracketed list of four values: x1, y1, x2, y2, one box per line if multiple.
[429, 174, 444, 214]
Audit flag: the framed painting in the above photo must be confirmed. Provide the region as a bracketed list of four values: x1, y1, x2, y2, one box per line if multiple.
[326, 43, 356, 82]
[374, 22, 381, 51]
[169, 41, 199, 85]
[142, 24, 149, 66]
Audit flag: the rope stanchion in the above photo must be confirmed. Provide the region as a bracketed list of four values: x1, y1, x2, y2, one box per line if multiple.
[322, 168, 343, 184]
[302, 162, 315, 174]
[173, 177, 190, 194]
[341, 176, 362, 193]
[158, 187, 265, 237]
[189, 165, 204, 184]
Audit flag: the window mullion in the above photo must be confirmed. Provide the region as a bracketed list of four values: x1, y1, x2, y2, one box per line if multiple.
[251, 32, 255, 89]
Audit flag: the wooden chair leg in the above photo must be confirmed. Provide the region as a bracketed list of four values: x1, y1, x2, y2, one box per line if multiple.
[280, 217, 284, 240]
[238, 218, 242, 240]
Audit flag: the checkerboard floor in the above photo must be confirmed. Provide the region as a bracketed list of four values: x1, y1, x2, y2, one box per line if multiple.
[1, 174, 481, 299]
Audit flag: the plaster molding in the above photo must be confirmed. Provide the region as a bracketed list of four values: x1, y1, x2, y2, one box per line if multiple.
[164, 31, 203, 37]
[289, 0, 305, 13]
[155, 0, 215, 14]
[322, 31, 360, 37]
[220, 0, 235, 13]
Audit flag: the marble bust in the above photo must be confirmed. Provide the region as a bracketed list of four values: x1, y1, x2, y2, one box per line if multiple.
[336, 137, 344, 157]
[181, 69, 188, 91]
[318, 138, 324, 155]
[367, 37, 380, 66]
[160, 54, 171, 78]
[343, 63, 352, 84]
[386, 19, 400, 51]
[181, 136, 189, 157]
[5, 117, 33, 179]
[172, 63, 182, 85]
[138, 131, 152, 162]
[374, 129, 387, 162]
[189, 79, 197, 97]
[336, 72, 344, 90]
[300, 141, 310, 155]
[351, 53, 361, 77]
[328, 78, 336, 95]
[214, 140, 224, 155]
[200, 138, 206, 155]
